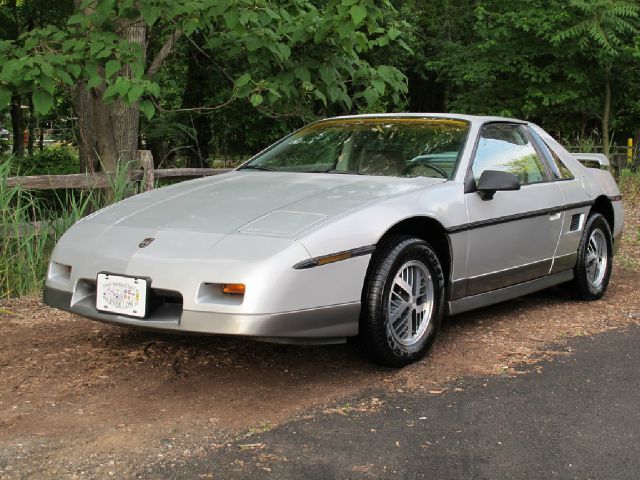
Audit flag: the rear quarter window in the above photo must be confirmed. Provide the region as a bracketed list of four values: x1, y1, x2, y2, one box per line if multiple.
[528, 127, 574, 180]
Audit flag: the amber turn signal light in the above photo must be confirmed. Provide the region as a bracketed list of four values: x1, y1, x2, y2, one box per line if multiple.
[316, 252, 352, 266]
[222, 283, 246, 295]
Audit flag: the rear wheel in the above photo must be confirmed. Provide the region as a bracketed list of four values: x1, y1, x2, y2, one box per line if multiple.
[566, 213, 613, 300]
[357, 236, 445, 367]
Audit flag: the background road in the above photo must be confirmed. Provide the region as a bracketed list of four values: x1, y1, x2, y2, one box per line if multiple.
[153, 325, 640, 479]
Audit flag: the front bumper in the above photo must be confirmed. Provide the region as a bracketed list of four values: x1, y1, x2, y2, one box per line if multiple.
[43, 286, 359, 343]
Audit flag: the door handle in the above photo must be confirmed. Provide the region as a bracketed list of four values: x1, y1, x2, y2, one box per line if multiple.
[549, 211, 562, 221]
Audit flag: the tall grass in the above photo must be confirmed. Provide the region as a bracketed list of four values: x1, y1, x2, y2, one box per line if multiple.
[563, 131, 601, 153]
[619, 168, 640, 201]
[0, 160, 135, 298]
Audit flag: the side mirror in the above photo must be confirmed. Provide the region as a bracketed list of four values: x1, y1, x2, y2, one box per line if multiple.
[476, 170, 521, 200]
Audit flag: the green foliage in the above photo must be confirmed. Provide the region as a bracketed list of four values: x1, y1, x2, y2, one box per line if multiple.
[562, 132, 601, 153]
[105, 159, 138, 203]
[0, 0, 408, 120]
[2, 0, 640, 173]
[552, 0, 640, 57]
[414, 0, 640, 143]
[8, 146, 79, 176]
[0, 88, 9, 110]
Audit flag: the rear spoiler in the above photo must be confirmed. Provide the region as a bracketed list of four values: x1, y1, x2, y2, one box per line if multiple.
[572, 153, 610, 170]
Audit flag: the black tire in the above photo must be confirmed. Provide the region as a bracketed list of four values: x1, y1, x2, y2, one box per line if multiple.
[566, 213, 613, 300]
[357, 235, 445, 367]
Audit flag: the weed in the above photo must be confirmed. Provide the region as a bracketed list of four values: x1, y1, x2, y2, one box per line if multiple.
[619, 169, 640, 200]
[246, 422, 273, 437]
[0, 158, 135, 298]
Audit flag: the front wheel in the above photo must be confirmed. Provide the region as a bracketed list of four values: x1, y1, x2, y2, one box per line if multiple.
[566, 213, 613, 300]
[357, 236, 445, 367]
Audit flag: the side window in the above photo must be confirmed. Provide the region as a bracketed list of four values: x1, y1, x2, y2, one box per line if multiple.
[472, 124, 548, 185]
[527, 127, 574, 180]
[548, 147, 573, 179]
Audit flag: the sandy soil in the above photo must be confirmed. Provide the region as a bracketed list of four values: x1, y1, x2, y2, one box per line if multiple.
[1, 195, 638, 479]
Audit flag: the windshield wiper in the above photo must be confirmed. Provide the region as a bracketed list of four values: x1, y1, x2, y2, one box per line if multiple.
[323, 168, 363, 175]
[238, 164, 279, 172]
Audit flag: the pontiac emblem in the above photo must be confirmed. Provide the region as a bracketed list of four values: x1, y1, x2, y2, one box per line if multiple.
[139, 238, 155, 248]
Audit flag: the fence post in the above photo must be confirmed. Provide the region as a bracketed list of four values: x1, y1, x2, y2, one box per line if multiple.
[138, 150, 154, 192]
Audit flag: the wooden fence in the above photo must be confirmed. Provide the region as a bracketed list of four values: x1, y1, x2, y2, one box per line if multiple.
[6, 150, 231, 191]
[5, 146, 639, 192]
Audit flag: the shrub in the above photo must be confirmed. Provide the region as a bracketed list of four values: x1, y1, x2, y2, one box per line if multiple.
[10, 145, 80, 176]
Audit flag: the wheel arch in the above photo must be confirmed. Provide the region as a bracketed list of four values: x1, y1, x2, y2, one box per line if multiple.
[375, 216, 453, 287]
[590, 195, 615, 233]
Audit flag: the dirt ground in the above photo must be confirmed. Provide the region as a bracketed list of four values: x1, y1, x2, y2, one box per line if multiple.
[1, 196, 639, 479]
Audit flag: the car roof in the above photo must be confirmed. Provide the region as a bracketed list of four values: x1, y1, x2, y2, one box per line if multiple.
[322, 113, 528, 126]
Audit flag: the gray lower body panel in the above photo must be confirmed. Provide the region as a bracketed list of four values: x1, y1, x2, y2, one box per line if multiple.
[550, 253, 577, 274]
[43, 286, 360, 342]
[447, 270, 574, 315]
[451, 258, 554, 300]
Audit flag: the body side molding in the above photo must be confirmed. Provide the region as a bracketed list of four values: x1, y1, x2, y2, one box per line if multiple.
[446, 200, 595, 234]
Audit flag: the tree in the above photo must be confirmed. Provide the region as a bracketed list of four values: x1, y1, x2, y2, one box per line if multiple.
[0, 0, 408, 172]
[552, 0, 640, 154]
[0, 0, 74, 157]
[411, 0, 640, 148]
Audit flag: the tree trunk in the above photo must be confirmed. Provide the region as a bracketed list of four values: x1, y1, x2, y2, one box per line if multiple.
[72, 0, 146, 173]
[39, 123, 44, 151]
[110, 19, 147, 168]
[186, 114, 211, 168]
[579, 114, 587, 139]
[27, 93, 35, 156]
[10, 92, 24, 157]
[602, 77, 611, 156]
[70, 2, 183, 174]
[91, 86, 119, 172]
[73, 82, 98, 172]
[7, 1, 23, 157]
[182, 35, 212, 168]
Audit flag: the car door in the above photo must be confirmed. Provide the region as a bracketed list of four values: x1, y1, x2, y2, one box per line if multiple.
[458, 123, 565, 298]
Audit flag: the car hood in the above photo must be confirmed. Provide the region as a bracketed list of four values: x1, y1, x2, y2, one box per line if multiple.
[83, 171, 446, 238]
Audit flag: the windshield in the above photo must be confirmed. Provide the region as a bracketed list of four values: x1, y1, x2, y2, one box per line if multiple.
[240, 117, 470, 179]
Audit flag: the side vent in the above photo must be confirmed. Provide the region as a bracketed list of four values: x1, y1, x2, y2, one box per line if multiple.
[569, 214, 583, 232]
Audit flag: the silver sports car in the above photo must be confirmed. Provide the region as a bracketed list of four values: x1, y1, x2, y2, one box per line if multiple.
[44, 114, 624, 366]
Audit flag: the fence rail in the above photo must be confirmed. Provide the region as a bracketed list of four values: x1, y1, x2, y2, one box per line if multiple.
[5, 145, 639, 192]
[7, 161, 232, 191]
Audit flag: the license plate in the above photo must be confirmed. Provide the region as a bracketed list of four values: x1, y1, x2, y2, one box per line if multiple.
[96, 273, 148, 318]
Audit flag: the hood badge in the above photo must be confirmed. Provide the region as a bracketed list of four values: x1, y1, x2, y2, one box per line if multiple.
[139, 238, 155, 248]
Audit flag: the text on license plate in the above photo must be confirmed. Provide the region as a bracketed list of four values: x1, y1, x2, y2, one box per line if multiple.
[96, 273, 148, 318]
